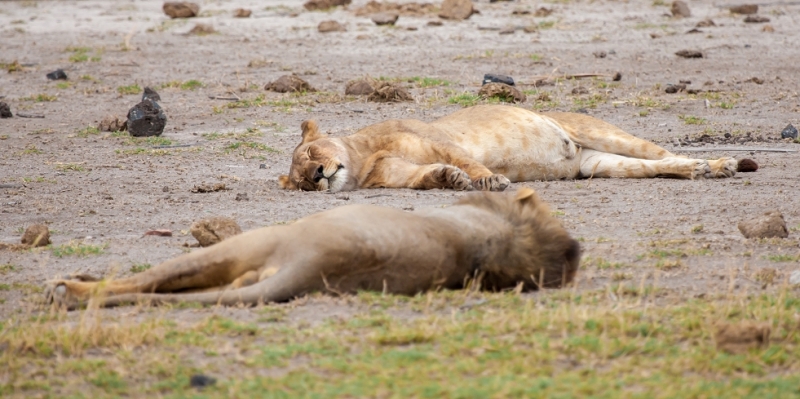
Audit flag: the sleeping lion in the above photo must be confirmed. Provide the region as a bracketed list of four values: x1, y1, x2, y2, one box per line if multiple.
[279, 105, 738, 192]
[45, 189, 580, 309]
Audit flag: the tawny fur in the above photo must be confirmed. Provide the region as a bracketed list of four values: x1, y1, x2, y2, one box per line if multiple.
[44, 189, 581, 309]
[279, 105, 738, 192]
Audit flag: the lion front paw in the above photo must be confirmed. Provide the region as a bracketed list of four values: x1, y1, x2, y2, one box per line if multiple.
[432, 165, 473, 191]
[706, 157, 737, 178]
[473, 174, 510, 191]
[44, 280, 81, 310]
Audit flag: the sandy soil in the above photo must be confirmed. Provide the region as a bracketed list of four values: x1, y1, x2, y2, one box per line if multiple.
[1, 0, 799, 320]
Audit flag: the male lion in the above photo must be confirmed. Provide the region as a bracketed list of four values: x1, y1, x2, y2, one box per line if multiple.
[45, 189, 580, 309]
[279, 105, 737, 192]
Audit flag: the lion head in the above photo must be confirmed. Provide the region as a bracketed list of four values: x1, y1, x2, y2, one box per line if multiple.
[279, 120, 355, 192]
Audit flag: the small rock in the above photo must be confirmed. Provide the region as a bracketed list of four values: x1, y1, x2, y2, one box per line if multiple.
[142, 87, 161, 102]
[189, 374, 217, 389]
[144, 229, 173, 237]
[46, 69, 68, 80]
[304, 0, 351, 11]
[714, 322, 770, 354]
[190, 217, 242, 247]
[163, 186, 170, 192]
[738, 210, 789, 239]
[522, 25, 537, 33]
[686, 28, 702, 34]
[97, 115, 127, 132]
[671, 1, 691, 17]
[233, 8, 251, 18]
[163, 2, 200, 18]
[737, 158, 758, 172]
[665, 84, 686, 94]
[762, 25, 775, 32]
[265, 75, 316, 93]
[191, 183, 227, 193]
[696, 19, 716, 27]
[21, 224, 50, 247]
[188, 23, 215, 35]
[345, 79, 376, 96]
[259, 164, 267, 169]
[612, 72, 622, 81]
[744, 15, 770, 23]
[0, 102, 12, 118]
[439, 0, 474, 20]
[747, 77, 764, 84]
[427, 20, 443, 26]
[593, 51, 607, 58]
[781, 124, 798, 139]
[406, 26, 418, 31]
[318, 20, 346, 32]
[367, 82, 413, 102]
[498, 27, 515, 35]
[534, 7, 552, 17]
[675, 50, 703, 58]
[482, 73, 515, 86]
[790, 270, 800, 286]
[571, 86, 589, 95]
[730, 4, 758, 14]
[371, 12, 399, 26]
[478, 83, 526, 103]
[127, 99, 167, 137]
[235, 192, 249, 201]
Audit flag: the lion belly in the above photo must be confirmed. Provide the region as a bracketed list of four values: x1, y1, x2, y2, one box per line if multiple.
[432, 105, 583, 182]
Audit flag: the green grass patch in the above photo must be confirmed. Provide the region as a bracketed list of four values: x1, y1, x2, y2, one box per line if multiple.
[50, 241, 106, 257]
[765, 254, 800, 263]
[0, 264, 17, 274]
[448, 93, 481, 107]
[22, 93, 57, 102]
[76, 126, 100, 138]
[409, 76, 452, 88]
[117, 84, 142, 95]
[227, 95, 266, 109]
[130, 263, 152, 273]
[679, 115, 707, 125]
[55, 163, 85, 172]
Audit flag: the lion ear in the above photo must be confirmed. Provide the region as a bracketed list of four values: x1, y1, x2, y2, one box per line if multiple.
[278, 175, 295, 190]
[514, 188, 546, 209]
[300, 120, 326, 144]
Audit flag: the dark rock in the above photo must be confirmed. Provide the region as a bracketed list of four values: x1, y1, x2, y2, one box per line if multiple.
[439, 0, 474, 20]
[189, 374, 217, 388]
[265, 75, 316, 93]
[235, 193, 249, 201]
[686, 28, 702, 34]
[665, 84, 686, 93]
[675, 50, 703, 58]
[696, 19, 716, 27]
[0, 102, 12, 118]
[612, 72, 622, 81]
[234, 8, 251, 18]
[143, 87, 161, 102]
[127, 99, 167, 137]
[744, 15, 770, 23]
[737, 159, 758, 172]
[46, 69, 68, 80]
[730, 4, 758, 14]
[478, 83, 526, 103]
[427, 20, 443, 26]
[304, 0, 351, 11]
[593, 51, 607, 58]
[371, 12, 399, 25]
[738, 211, 789, 239]
[571, 86, 589, 95]
[781, 124, 798, 139]
[318, 20, 346, 32]
[345, 79, 376, 96]
[21, 224, 50, 247]
[367, 82, 413, 102]
[512, 9, 530, 15]
[163, 2, 200, 18]
[190, 217, 242, 247]
[259, 164, 267, 169]
[574, 108, 589, 114]
[482, 73, 514, 86]
[671, 1, 691, 17]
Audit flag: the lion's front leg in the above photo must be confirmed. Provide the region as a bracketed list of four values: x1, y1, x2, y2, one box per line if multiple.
[706, 157, 737, 178]
[362, 157, 473, 190]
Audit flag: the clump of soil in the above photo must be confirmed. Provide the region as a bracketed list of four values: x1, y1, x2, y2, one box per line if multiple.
[439, 0, 474, 20]
[737, 158, 758, 172]
[318, 20, 346, 32]
[675, 50, 703, 58]
[21, 224, 51, 247]
[46, 69, 67, 80]
[191, 183, 227, 193]
[97, 115, 126, 132]
[163, 2, 199, 18]
[265, 75, 317, 93]
[188, 23, 216, 35]
[738, 210, 789, 239]
[353, 1, 436, 17]
[190, 217, 242, 247]
[345, 78, 377, 96]
[126, 99, 167, 137]
[367, 82, 412, 102]
[730, 4, 758, 14]
[714, 322, 770, 354]
[304, 0, 351, 11]
[478, 83, 526, 103]
[671, 1, 690, 17]
[234, 8, 251, 18]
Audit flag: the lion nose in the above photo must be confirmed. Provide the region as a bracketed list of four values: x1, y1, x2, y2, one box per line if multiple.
[313, 165, 325, 182]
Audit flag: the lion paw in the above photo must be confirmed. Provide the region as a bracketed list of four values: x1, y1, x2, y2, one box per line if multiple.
[692, 160, 712, 179]
[473, 174, 510, 191]
[432, 166, 473, 190]
[43, 280, 80, 310]
[706, 157, 737, 178]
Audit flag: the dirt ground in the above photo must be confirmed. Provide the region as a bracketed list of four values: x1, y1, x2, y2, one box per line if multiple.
[1, 0, 799, 322]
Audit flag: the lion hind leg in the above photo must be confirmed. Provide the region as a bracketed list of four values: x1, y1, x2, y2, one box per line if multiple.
[579, 149, 709, 179]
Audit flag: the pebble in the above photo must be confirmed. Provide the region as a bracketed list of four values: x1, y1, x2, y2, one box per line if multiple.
[163, 2, 200, 18]
[189, 374, 216, 388]
[371, 12, 399, 26]
[127, 99, 167, 137]
[0, 102, 12, 118]
[780, 124, 798, 140]
[46, 69, 67, 80]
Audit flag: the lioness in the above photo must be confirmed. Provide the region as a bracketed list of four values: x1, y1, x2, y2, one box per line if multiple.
[279, 105, 737, 192]
[45, 189, 580, 309]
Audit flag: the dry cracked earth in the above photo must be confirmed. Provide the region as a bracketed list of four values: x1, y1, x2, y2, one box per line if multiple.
[1, 0, 799, 322]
